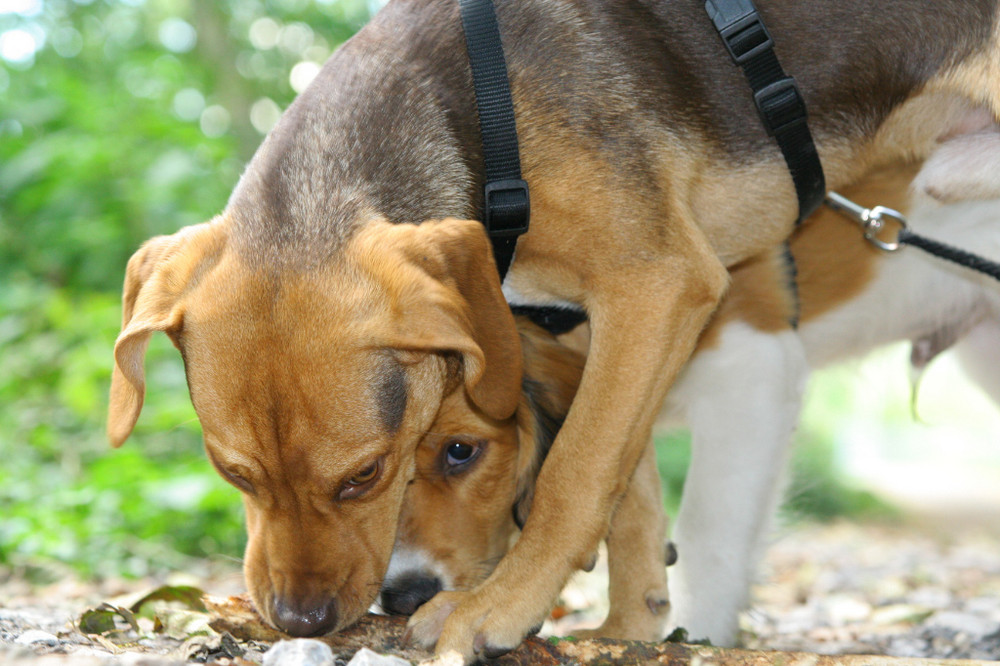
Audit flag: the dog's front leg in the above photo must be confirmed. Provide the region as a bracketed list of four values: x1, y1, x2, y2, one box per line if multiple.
[668, 322, 807, 645]
[407, 228, 729, 661]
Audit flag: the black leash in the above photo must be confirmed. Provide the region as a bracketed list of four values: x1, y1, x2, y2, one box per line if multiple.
[825, 191, 1000, 283]
[706, 0, 826, 222]
[897, 231, 1000, 282]
[458, 0, 530, 281]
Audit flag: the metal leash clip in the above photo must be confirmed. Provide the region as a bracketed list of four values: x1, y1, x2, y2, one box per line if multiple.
[824, 191, 908, 252]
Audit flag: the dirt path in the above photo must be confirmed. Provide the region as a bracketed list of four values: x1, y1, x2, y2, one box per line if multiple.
[3, 521, 1000, 664]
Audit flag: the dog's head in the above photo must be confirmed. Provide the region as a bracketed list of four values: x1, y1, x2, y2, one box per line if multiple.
[378, 318, 585, 616]
[107, 215, 523, 636]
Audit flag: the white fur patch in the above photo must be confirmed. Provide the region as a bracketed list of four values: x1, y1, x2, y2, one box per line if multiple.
[378, 546, 453, 600]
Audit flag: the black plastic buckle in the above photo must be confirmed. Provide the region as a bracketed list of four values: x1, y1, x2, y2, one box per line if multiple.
[484, 179, 530, 237]
[753, 77, 807, 136]
[706, 0, 774, 64]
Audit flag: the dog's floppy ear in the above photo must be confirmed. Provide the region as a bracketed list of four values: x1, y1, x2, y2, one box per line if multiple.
[107, 221, 225, 447]
[363, 218, 523, 421]
[511, 319, 586, 528]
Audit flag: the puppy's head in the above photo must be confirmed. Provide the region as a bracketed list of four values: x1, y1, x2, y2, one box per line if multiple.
[107, 216, 522, 636]
[378, 318, 584, 616]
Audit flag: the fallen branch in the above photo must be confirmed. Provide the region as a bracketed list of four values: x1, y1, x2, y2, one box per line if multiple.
[204, 594, 996, 666]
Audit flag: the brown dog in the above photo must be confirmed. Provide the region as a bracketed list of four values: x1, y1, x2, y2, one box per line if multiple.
[380, 318, 584, 617]
[385, 316, 672, 641]
[108, 0, 1000, 659]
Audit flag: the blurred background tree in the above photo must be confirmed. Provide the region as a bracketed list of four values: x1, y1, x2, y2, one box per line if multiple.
[0, 0, 375, 579]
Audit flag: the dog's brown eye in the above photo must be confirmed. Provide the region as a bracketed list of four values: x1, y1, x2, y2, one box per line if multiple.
[351, 463, 379, 484]
[339, 458, 383, 500]
[443, 439, 483, 472]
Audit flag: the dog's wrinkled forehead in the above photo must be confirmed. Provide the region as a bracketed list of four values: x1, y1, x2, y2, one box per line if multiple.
[177, 265, 410, 451]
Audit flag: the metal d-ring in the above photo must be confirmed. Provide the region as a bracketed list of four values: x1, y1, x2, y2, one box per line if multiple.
[863, 205, 908, 252]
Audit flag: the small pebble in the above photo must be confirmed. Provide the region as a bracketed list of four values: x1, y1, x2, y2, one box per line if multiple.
[347, 646, 412, 666]
[14, 630, 58, 646]
[925, 611, 1000, 641]
[263, 639, 335, 666]
[870, 603, 933, 626]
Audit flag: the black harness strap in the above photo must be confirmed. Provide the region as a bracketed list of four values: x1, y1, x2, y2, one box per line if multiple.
[459, 0, 530, 280]
[706, 0, 826, 222]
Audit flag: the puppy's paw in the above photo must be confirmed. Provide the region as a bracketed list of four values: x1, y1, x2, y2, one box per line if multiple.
[575, 589, 669, 642]
[405, 591, 466, 650]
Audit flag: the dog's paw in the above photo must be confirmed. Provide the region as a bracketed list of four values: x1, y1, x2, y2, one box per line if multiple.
[404, 590, 466, 649]
[406, 588, 542, 662]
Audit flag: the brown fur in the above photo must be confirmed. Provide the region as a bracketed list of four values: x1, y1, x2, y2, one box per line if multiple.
[107, 0, 1000, 657]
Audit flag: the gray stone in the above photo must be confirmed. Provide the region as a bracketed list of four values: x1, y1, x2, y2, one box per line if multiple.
[14, 630, 59, 646]
[263, 639, 335, 666]
[346, 647, 412, 666]
[926, 611, 1000, 640]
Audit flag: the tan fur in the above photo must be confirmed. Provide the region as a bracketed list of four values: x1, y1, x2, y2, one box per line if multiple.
[929, 13, 1000, 118]
[395, 161, 926, 642]
[398, 320, 583, 593]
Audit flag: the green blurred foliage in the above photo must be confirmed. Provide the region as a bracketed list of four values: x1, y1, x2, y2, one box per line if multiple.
[1, 0, 372, 292]
[1, 0, 372, 578]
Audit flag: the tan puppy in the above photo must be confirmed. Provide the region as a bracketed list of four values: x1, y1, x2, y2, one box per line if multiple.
[380, 318, 583, 616]
[107, 0, 1000, 658]
[383, 317, 672, 640]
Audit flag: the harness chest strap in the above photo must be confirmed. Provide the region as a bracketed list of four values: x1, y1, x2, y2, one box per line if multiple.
[705, 0, 826, 223]
[460, 0, 827, 286]
[458, 0, 530, 281]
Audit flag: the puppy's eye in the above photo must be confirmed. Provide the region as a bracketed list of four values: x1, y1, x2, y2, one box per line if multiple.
[339, 458, 383, 500]
[442, 439, 483, 472]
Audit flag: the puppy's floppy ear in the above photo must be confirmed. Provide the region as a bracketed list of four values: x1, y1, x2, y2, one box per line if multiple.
[107, 221, 226, 447]
[362, 218, 522, 421]
[511, 318, 586, 528]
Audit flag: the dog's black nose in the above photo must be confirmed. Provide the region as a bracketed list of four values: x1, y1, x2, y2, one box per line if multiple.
[380, 573, 443, 616]
[271, 596, 339, 637]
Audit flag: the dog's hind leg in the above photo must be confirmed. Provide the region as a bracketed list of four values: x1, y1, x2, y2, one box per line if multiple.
[407, 217, 729, 661]
[667, 322, 808, 647]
